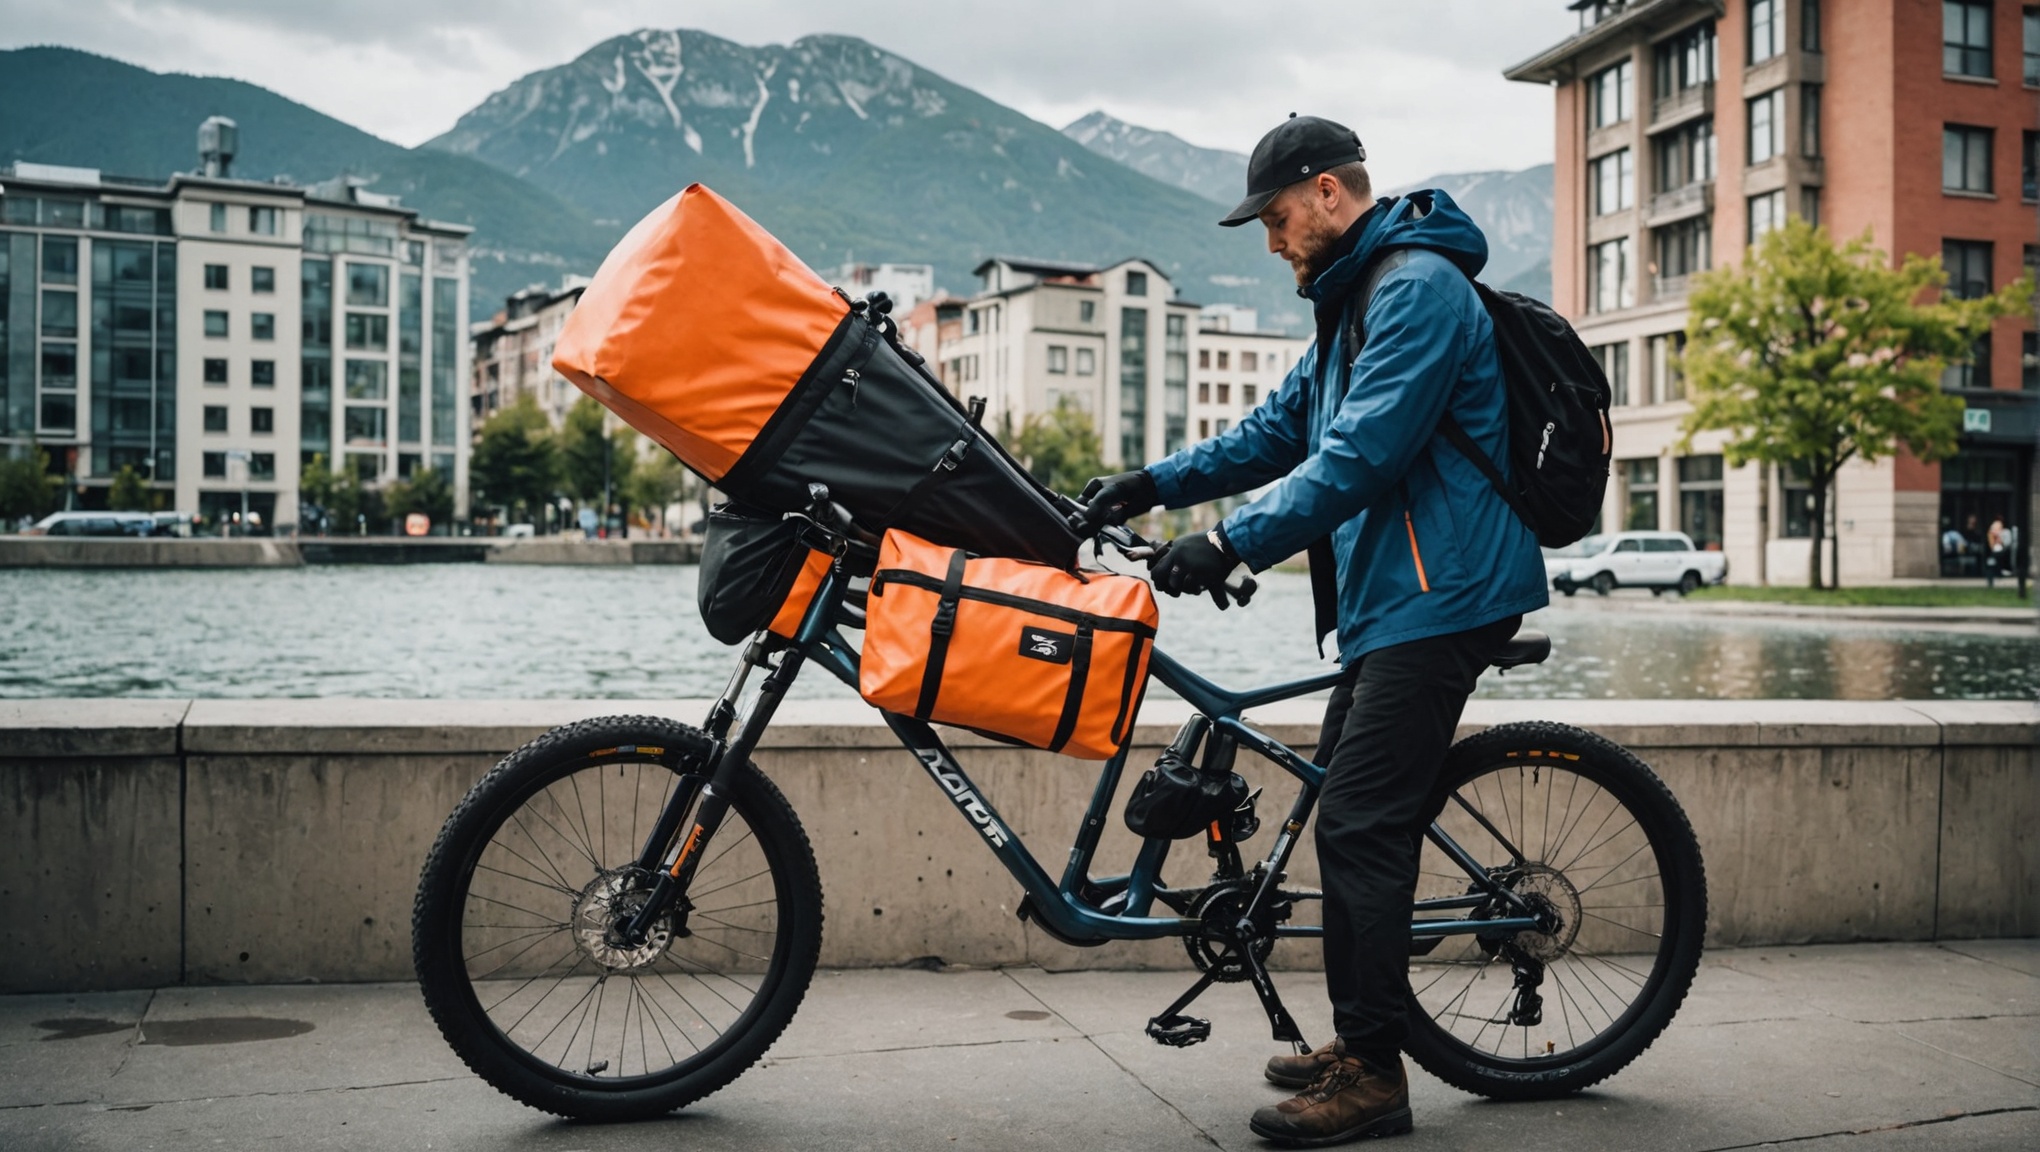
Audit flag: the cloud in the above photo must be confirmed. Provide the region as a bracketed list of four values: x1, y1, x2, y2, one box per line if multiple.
[0, 0, 1579, 180]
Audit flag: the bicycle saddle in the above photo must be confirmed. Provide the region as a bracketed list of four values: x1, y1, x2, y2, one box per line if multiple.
[1490, 630, 1551, 670]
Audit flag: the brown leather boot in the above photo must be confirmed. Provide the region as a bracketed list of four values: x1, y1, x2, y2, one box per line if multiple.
[1249, 1045, 1412, 1146]
[1264, 1040, 1341, 1089]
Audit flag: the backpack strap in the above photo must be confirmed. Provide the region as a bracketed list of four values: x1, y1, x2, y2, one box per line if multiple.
[1437, 413, 1529, 523]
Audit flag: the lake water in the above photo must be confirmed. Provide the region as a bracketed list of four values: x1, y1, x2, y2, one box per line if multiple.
[0, 566, 2032, 701]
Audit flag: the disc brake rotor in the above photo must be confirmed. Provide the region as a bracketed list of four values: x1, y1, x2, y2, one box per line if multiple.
[1507, 863, 1582, 963]
[572, 870, 672, 971]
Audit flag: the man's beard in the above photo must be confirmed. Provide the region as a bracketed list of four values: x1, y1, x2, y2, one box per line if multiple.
[1286, 209, 1348, 287]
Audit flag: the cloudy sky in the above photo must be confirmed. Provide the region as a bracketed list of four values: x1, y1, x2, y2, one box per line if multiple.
[3, 0, 1579, 186]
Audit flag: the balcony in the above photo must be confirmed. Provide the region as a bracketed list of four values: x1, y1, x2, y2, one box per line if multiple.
[1646, 180, 1714, 226]
[1649, 81, 1713, 132]
[1652, 274, 1692, 302]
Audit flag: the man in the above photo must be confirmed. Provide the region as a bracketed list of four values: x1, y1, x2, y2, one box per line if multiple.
[1077, 115, 1548, 1145]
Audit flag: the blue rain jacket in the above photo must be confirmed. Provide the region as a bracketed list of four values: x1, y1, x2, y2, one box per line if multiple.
[1147, 190, 1548, 663]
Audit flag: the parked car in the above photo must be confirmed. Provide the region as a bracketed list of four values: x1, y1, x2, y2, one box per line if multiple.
[1552, 531, 1728, 597]
[28, 511, 153, 537]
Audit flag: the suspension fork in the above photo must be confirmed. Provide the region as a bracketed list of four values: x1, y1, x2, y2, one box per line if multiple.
[620, 637, 806, 946]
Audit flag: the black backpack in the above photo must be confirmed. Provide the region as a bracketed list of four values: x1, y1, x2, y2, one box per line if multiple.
[1356, 249, 1612, 548]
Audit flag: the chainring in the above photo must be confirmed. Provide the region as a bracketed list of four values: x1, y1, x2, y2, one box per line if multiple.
[1183, 879, 1280, 981]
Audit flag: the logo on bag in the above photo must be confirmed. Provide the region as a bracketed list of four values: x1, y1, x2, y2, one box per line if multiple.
[1017, 627, 1075, 664]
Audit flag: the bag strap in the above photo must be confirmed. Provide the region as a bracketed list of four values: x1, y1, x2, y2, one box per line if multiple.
[1436, 413, 1529, 522]
[1046, 623, 1093, 754]
[914, 547, 970, 718]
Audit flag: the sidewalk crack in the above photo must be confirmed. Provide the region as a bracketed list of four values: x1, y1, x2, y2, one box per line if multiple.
[0, 1074, 474, 1112]
[108, 988, 157, 1082]
[1691, 1105, 2039, 1151]
[1935, 942, 2040, 979]
[1891, 1027, 2040, 1088]
[998, 969, 1225, 1150]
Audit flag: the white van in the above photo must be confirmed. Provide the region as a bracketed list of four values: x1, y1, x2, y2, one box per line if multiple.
[1552, 531, 1729, 596]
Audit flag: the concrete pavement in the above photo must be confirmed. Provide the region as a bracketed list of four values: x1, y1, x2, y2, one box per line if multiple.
[1, 941, 2034, 1151]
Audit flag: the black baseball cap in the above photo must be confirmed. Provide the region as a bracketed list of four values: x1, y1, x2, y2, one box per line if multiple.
[1218, 114, 1367, 227]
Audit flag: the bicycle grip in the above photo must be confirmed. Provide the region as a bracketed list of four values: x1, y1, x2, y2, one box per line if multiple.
[1225, 569, 1257, 607]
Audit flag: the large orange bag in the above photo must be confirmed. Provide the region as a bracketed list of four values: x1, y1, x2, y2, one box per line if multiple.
[554, 185, 1080, 568]
[861, 530, 1159, 760]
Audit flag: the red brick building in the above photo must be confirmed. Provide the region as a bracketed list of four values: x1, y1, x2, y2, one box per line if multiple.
[1509, 0, 2037, 582]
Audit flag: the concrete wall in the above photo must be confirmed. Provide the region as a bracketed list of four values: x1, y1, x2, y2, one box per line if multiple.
[0, 698, 2031, 993]
[0, 537, 699, 568]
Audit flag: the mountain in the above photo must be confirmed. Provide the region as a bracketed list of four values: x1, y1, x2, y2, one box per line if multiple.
[0, 46, 618, 318]
[425, 30, 1305, 331]
[1385, 165, 1553, 301]
[1060, 111, 1248, 206]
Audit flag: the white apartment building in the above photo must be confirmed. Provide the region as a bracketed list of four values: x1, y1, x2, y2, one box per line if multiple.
[829, 262, 934, 317]
[471, 277, 590, 429]
[937, 258, 1304, 470]
[0, 128, 471, 532]
[1192, 305, 1305, 444]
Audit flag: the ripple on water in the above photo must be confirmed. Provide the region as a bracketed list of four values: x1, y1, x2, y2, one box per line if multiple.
[0, 566, 2032, 701]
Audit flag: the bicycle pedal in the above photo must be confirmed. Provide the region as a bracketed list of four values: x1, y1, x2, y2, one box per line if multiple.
[1146, 1014, 1212, 1047]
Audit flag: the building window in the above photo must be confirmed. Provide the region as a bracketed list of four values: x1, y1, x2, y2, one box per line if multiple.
[251, 312, 275, 341]
[1944, 1, 1994, 77]
[203, 358, 229, 385]
[203, 451, 227, 478]
[251, 407, 274, 434]
[1125, 270, 1147, 297]
[1217, 383, 1231, 404]
[1622, 458, 1659, 529]
[251, 359, 275, 387]
[1163, 313, 1189, 454]
[1749, 0, 1783, 63]
[1217, 350, 1229, 370]
[1801, 85, 1822, 157]
[1047, 344, 1068, 374]
[345, 359, 389, 400]
[2024, 331, 2038, 390]
[41, 343, 76, 388]
[1079, 300, 1096, 324]
[1649, 332, 1688, 403]
[204, 310, 228, 338]
[344, 406, 387, 445]
[40, 394, 76, 433]
[1198, 381, 1211, 403]
[1678, 455, 1725, 548]
[1120, 307, 1147, 466]
[1942, 240, 1995, 388]
[1198, 349, 1211, 369]
[1242, 351, 1258, 371]
[1589, 59, 1634, 127]
[1588, 238, 1634, 313]
[1199, 419, 1210, 440]
[1747, 89, 1784, 164]
[41, 236, 78, 284]
[1655, 217, 1712, 283]
[1244, 384, 1258, 406]
[1653, 21, 1718, 101]
[1748, 190, 1787, 242]
[1075, 347, 1096, 375]
[2023, 130, 2038, 198]
[1801, 187, 1821, 226]
[251, 266, 275, 294]
[345, 312, 388, 351]
[204, 263, 229, 290]
[1803, 0, 1822, 51]
[209, 203, 227, 233]
[1591, 148, 1635, 214]
[203, 405, 228, 433]
[1654, 119, 1717, 192]
[249, 452, 275, 481]
[1594, 342, 1632, 406]
[1944, 125, 1994, 193]
[40, 289, 77, 338]
[248, 206, 279, 236]
[345, 263, 388, 307]
[1780, 462, 1818, 537]
[2026, 5, 2040, 83]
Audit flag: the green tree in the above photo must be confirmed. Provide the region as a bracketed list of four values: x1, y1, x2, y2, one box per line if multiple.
[298, 453, 359, 535]
[1680, 219, 2030, 588]
[1011, 397, 1106, 497]
[470, 395, 559, 530]
[106, 464, 156, 512]
[558, 395, 636, 516]
[0, 446, 60, 527]
[627, 447, 693, 534]
[386, 468, 454, 529]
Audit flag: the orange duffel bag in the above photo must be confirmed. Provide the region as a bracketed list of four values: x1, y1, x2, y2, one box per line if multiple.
[553, 183, 1079, 568]
[860, 530, 1159, 760]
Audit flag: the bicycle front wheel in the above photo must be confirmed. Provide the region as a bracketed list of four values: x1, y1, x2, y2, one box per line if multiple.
[1404, 721, 1705, 1100]
[413, 715, 823, 1120]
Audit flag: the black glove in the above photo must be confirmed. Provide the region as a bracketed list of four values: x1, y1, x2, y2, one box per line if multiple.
[1148, 529, 1245, 609]
[1072, 470, 1159, 532]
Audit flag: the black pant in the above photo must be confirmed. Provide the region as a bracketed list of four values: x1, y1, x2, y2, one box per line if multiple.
[1311, 614, 1521, 1065]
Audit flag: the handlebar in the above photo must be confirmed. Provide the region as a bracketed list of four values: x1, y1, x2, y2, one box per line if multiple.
[1060, 494, 1257, 607]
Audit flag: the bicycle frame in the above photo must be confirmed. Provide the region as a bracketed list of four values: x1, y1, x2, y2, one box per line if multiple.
[633, 557, 1545, 959]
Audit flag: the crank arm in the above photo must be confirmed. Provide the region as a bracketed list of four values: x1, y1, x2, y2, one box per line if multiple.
[1238, 937, 1308, 1052]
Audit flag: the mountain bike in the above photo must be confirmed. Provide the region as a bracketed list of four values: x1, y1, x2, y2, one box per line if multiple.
[412, 490, 1707, 1121]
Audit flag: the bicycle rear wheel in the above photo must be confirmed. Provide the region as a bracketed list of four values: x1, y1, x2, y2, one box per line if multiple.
[1403, 721, 1705, 1100]
[413, 716, 823, 1120]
